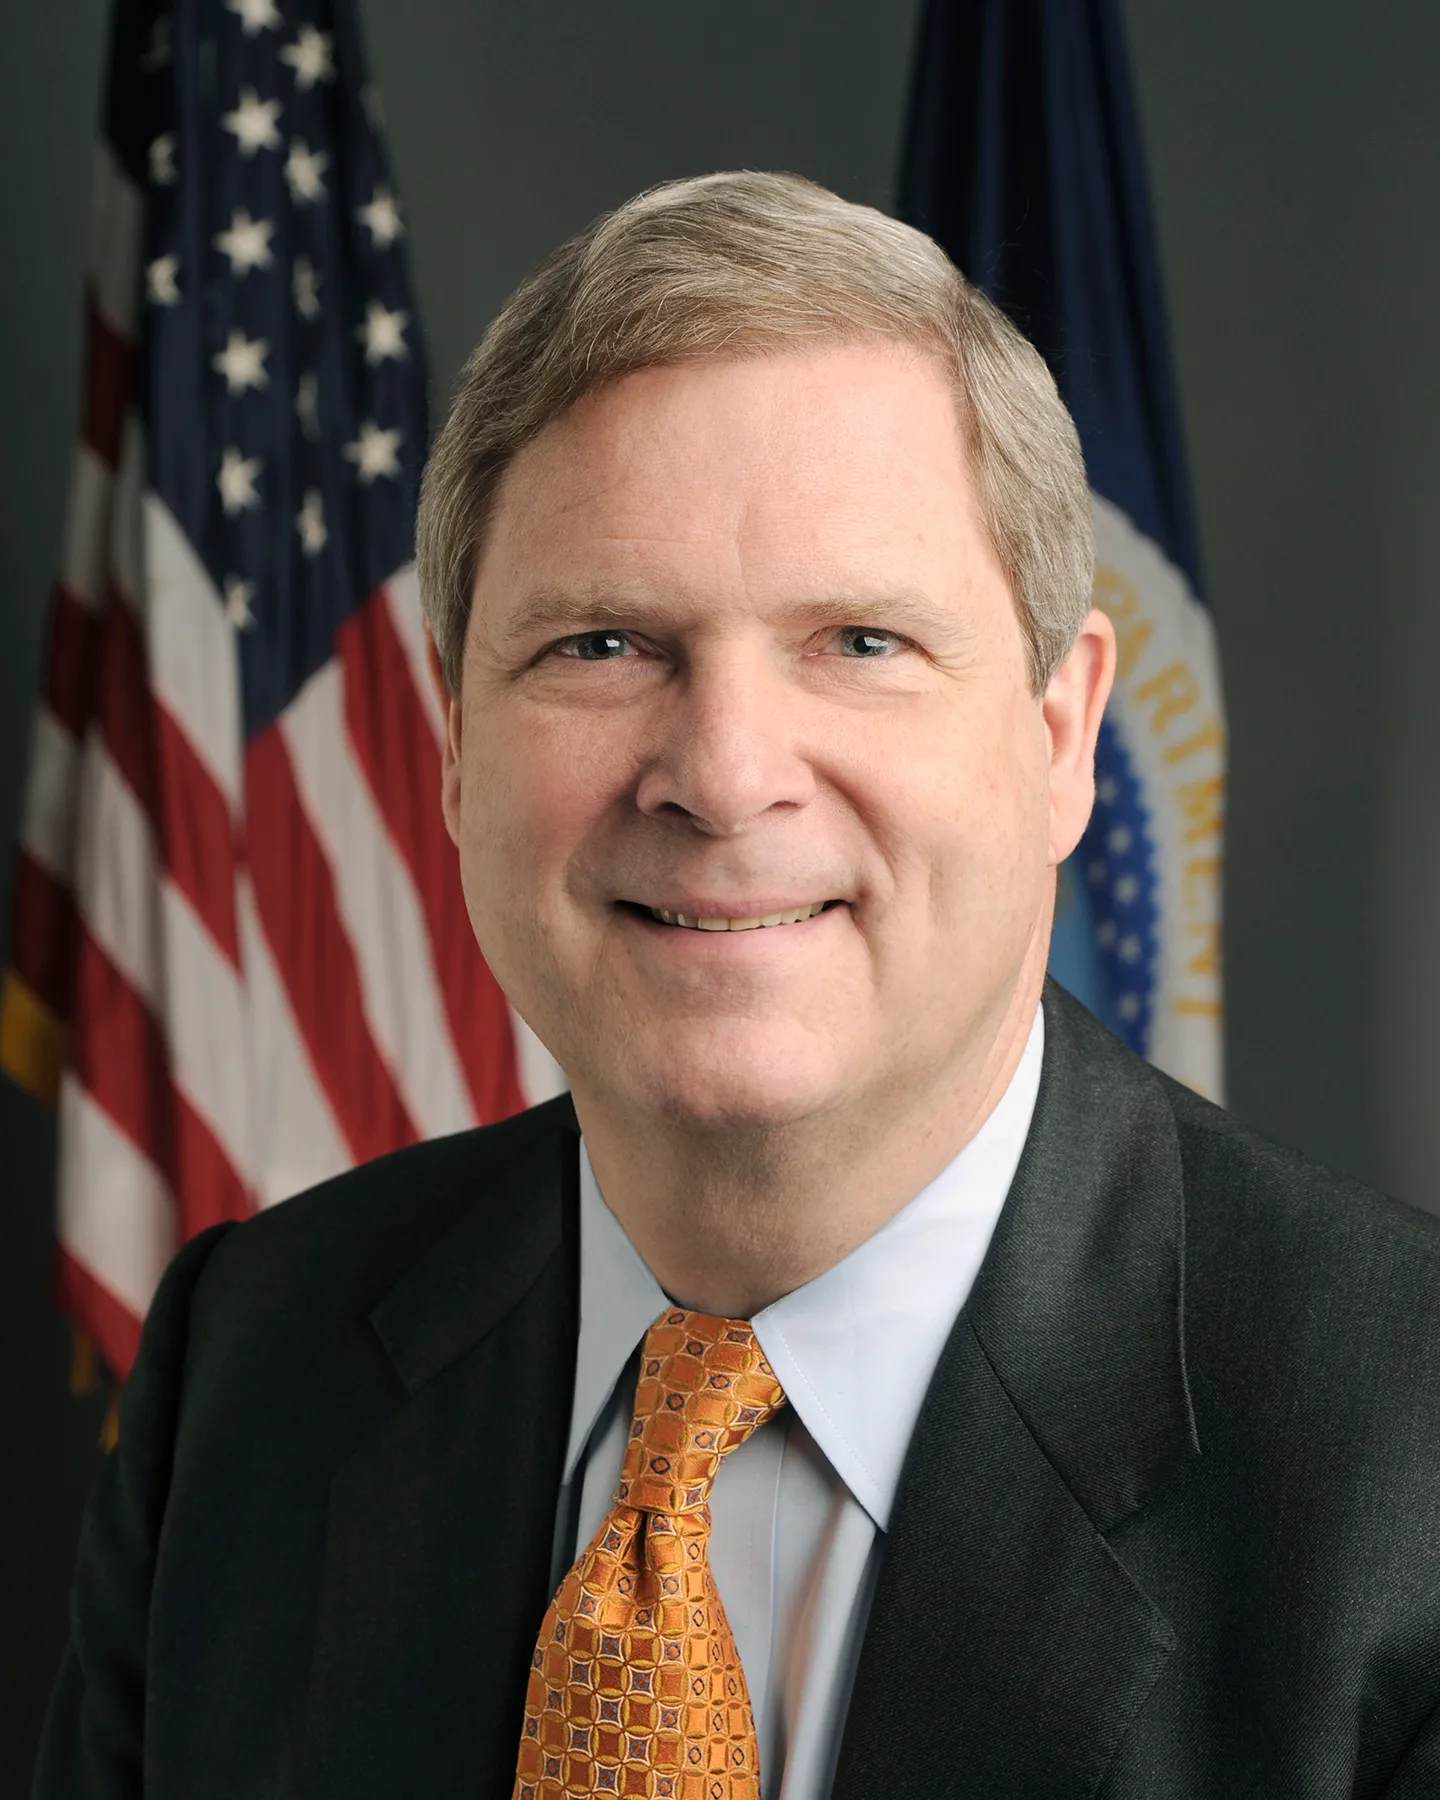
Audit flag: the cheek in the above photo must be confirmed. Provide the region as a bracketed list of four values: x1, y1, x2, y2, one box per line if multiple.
[458, 704, 618, 896]
[903, 707, 1052, 913]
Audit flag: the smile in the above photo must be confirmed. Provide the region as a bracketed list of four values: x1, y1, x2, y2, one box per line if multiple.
[644, 901, 834, 931]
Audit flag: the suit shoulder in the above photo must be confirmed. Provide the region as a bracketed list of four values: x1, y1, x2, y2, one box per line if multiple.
[188, 1094, 576, 1332]
[1164, 1070, 1440, 1253]
[1049, 983, 1440, 1270]
[1157, 1073, 1440, 1399]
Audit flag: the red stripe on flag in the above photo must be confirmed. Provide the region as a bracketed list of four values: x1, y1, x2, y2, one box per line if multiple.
[44, 585, 104, 741]
[9, 851, 81, 1024]
[244, 723, 419, 1163]
[173, 1091, 252, 1236]
[90, 586, 243, 968]
[55, 1246, 142, 1383]
[70, 926, 251, 1236]
[338, 592, 527, 1125]
[72, 927, 175, 1183]
[82, 296, 133, 470]
[68, 578, 241, 971]
[153, 700, 241, 967]
[94, 590, 161, 829]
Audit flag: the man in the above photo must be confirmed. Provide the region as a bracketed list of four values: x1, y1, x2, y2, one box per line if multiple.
[35, 173, 1440, 1799]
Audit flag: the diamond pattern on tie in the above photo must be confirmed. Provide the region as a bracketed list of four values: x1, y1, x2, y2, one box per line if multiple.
[514, 1309, 786, 1800]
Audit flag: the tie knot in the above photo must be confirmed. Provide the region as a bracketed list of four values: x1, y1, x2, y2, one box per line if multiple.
[617, 1308, 786, 1515]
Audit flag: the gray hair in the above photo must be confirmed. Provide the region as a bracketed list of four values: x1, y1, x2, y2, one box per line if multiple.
[416, 171, 1092, 695]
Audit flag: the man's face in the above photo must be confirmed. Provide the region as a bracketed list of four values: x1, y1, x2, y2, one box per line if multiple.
[439, 343, 1107, 1130]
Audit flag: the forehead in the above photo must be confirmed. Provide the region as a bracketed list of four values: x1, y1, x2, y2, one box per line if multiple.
[476, 343, 996, 608]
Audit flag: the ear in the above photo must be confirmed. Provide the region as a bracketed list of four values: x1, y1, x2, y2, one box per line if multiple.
[425, 625, 464, 848]
[1043, 606, 1117, 866]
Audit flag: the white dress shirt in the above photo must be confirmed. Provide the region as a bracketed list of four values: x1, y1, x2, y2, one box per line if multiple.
[550, 1005, 1043, 1800]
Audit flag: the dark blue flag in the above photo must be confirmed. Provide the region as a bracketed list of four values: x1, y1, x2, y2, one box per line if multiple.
[900, 0, 1225, 1098]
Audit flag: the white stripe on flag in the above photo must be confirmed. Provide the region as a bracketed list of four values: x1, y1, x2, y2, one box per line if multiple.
[281, 660, 476, 1140]
[236, 873, 353, 1209]
[19, 710, 83, 881]
[88, 142, 144, 342]
[511, 1006, 568, 1107]
[57, 1073, 176, 1322]
[382, 566, 445, 746]
[68, 738, 253, 1185]
[59, 446, 114, 610]
[160, 885, 253, 1188]
[71, 737, 162, 1007]
[140, 490, 243, 813]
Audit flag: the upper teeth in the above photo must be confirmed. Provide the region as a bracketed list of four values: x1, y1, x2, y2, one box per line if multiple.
[648, 901, 830, 931]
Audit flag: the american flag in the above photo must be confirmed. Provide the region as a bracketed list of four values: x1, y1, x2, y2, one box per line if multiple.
[1, 0, 561, 1386]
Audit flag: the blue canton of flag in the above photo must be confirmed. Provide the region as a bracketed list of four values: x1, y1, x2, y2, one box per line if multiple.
[900, 0, 1226, 1099]
[128, 0, 427, 734]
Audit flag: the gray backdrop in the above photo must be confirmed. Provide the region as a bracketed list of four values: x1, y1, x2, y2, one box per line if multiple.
[4, 0, 1439, 1786]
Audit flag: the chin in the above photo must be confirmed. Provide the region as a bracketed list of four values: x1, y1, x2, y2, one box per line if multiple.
[622, 1024, 846, 1132]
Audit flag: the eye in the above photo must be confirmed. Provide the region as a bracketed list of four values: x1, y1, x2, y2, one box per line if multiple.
[832, 626, 906, 658]
[553, 630, 640, 661]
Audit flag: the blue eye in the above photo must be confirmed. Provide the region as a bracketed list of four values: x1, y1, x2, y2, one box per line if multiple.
[840, 627, 899, 657]
[560, 630, 635, 660]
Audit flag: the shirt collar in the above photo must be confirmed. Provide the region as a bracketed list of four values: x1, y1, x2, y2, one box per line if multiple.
[565, 1004, 1044, 1526]
[564, 1152, 670, 1482]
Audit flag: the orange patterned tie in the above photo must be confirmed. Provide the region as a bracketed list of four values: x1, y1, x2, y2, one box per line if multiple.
[513, 1307, 787, 1800]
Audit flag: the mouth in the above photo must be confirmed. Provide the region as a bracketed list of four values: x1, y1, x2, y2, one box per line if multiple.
[619, 899, 845, 933]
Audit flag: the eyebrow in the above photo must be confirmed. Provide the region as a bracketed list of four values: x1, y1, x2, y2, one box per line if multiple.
[494, 586, 972, 650]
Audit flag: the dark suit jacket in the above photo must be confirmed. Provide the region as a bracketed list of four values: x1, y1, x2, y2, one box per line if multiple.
[33, 984, 1440, 1798]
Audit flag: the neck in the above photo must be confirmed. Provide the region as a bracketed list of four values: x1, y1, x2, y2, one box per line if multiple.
[572, 957, 1047, 1319]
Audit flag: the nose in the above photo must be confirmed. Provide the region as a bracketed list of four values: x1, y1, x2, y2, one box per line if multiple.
[633, 642, 817, 835]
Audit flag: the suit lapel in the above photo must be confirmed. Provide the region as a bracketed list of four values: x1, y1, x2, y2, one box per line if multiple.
[301, 1100, 581, 1800]
[833, 986, 1201, 1800]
